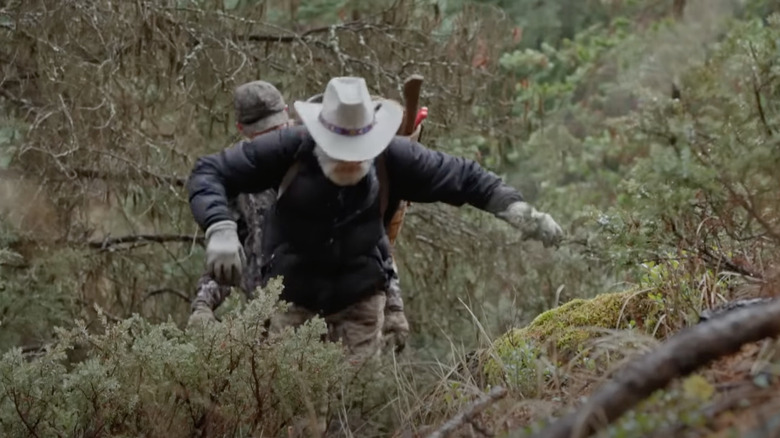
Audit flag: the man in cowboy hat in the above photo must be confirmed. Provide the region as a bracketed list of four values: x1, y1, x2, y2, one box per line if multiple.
[187, 80, 291, 327]
[187, 81, 413, 353]
[187, 76, 563, 362]
[293, 91, 415, 353]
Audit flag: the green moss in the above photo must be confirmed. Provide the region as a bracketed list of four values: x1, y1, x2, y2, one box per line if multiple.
[483, 289, 664, 389]
[524, 289, 663, 352]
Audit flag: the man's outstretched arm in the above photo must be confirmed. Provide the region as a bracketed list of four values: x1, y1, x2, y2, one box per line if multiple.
[187, 127, 304, 232]
[386, 137, 563, 247]
[186, 127, 305, 285]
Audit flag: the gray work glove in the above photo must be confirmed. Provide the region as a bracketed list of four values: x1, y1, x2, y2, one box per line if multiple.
[496, 201, 564, 248]
[205, 220, 246, 286]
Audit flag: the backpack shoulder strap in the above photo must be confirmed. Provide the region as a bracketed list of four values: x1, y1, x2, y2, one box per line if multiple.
[276, 128, 313, 200]
[276, 143, 390, 215]
[276, 161, 301, 200]
[376, 152, 389, 219]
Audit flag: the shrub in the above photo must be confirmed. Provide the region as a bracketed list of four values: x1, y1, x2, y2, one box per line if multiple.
[0, 282, 350, 437]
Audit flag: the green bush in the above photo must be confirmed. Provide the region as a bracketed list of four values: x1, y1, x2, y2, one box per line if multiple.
[0, 282, 350, 437]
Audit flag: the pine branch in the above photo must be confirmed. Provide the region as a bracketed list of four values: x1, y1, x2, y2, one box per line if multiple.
[531, 298, 780, 438]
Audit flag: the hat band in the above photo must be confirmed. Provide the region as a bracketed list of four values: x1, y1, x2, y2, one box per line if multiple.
[318, 113, 375, 136]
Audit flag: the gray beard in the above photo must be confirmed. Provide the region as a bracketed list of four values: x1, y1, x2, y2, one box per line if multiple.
[314, 145, 372, 186]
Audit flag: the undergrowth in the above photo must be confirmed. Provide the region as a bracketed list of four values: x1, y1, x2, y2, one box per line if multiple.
[3, 0, 780, 437]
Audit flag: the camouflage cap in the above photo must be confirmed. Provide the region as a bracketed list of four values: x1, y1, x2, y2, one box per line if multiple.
[233, 80, 289, 132]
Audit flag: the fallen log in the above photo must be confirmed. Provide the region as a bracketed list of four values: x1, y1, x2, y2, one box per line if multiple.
[531, 297, 780, 438]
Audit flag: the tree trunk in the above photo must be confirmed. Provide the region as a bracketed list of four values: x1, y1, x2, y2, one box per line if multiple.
[673, 0, 686, 20]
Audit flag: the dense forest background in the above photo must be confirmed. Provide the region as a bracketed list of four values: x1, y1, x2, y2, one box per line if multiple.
[2, 0, 780, 436]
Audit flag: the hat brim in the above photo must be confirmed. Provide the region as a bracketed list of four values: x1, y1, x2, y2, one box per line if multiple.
[293, 99, 404, 162]
[241, 111, 289, 134]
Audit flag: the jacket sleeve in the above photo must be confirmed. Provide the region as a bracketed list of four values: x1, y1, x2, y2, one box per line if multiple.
[385, 138, 524, 214]
[187, 127, 306, 231]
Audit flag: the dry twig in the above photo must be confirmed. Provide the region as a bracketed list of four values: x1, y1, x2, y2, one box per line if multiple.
[426, 386, 507, 438]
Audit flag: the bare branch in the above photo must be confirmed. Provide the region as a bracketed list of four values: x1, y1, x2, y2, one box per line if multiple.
[238, 21, 371, 43]
[70, 168, 187, 188]
[426, 386, 507, 438]
[0, 261, 30, 269]
[747, 42, 773, 137]
[12, 234, 205, 252]
[87, 234, 204, 250]
[144, 288, 191, 303]
[696, 243, 762, 279]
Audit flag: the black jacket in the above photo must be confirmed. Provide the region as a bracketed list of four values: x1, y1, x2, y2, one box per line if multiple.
[187, 126, 523, 314]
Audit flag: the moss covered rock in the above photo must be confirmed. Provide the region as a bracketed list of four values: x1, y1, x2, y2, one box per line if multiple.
[482, 289, 665, 393]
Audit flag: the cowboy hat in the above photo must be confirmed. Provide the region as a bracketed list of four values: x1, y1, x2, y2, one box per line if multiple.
[293, 77, 403, 162]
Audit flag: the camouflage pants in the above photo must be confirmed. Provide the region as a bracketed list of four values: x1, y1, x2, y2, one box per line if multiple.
[382, 258, 410, 353]
[267, 293, 387, 364]
[268, 293, 387, 437]
[190, 275, 234, 313]
[191, 270, 410, 355]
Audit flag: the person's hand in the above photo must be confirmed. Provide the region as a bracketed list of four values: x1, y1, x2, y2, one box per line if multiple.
[205, 220, 246, 285]
[496, 201, 564, 248]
